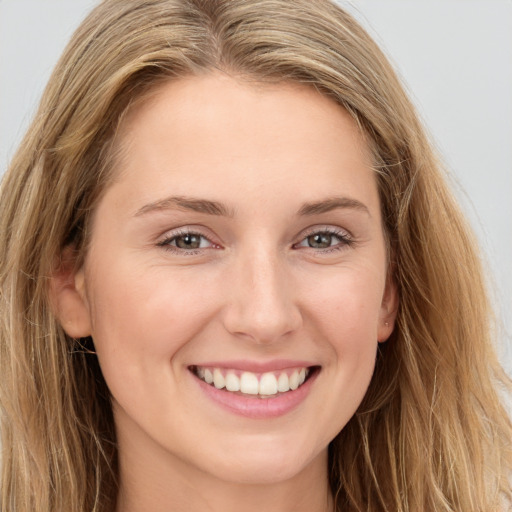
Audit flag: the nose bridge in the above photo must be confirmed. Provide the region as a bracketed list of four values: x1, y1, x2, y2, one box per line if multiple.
[223, 242, 302, 343]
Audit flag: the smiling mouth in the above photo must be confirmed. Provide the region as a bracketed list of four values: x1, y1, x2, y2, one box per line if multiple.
[189, 365, 319, 398]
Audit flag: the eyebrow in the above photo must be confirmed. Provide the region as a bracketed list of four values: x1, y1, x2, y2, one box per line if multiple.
[135, 195, 234, 217]
[134, 194, 370, 218]
[297, 196, 371, 217]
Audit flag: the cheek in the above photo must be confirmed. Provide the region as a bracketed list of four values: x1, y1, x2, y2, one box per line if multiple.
[88, 260, 214, 340]
[84, 262, 220, 392]
[304, 264, 384, 343]
[322, 292, 380, 382]
[303, 266, 383, 411]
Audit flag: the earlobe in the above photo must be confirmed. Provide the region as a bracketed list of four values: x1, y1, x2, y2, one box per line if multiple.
[377, 275, 399, 343]
[49, 249, 92, 339]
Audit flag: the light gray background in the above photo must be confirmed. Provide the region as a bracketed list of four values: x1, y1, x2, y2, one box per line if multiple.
[1, 0, 511, 373]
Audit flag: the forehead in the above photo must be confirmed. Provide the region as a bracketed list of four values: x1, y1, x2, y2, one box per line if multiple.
[104, 73, 378, 218]
[116, 73, 369, 160]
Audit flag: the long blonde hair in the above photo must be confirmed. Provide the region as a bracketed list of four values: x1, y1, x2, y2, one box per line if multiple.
[1, 1, 510, 510]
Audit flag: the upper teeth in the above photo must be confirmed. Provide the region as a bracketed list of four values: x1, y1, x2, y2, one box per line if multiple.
[195, 367, 309, 396]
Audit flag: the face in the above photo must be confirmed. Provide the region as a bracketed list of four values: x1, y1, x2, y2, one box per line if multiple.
[56, 74, 397, 486]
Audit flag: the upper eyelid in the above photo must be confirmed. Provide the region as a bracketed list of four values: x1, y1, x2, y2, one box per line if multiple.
[298, 225, 352, 239]
[157, 227, 219, 249]
[158, 226, 215, 241]
[164, 232, 210, 243]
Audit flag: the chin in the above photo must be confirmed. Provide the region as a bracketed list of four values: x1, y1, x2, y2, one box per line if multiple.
[199, 434, 326, 485]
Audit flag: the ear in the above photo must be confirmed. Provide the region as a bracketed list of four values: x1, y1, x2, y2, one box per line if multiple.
[49, 247, 92, 338]
[377, 273, 398, 343]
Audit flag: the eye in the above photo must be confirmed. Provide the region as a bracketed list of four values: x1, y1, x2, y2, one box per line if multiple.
[294, 228, 353, 251]
[157, 229, 218, 253]
[171, 233, 209, 250]
[305, 233, 335, 249]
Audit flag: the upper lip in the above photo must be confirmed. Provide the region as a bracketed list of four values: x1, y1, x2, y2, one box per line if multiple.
[189, 359, 317, 373]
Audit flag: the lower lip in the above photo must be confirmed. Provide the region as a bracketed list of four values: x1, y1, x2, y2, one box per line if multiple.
[192, 369, 319, 419]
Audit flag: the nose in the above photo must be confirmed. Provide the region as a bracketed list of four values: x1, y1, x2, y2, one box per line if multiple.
[221, 247, 303, 344]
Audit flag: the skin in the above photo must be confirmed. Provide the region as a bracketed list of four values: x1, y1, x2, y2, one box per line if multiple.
[53, 74, 397, 512]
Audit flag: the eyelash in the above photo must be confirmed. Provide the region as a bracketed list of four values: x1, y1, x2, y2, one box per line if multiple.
[157, 227, 354, 255]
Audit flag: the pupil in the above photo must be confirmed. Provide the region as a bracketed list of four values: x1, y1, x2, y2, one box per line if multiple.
[308, 233, 331, 248]
[177, 234, 200, 249]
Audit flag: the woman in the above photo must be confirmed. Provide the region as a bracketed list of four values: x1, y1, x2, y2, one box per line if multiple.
[0, 1, 510, 511]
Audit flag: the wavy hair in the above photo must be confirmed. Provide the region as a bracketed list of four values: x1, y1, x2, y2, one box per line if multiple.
[1, 0, 510, 510]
